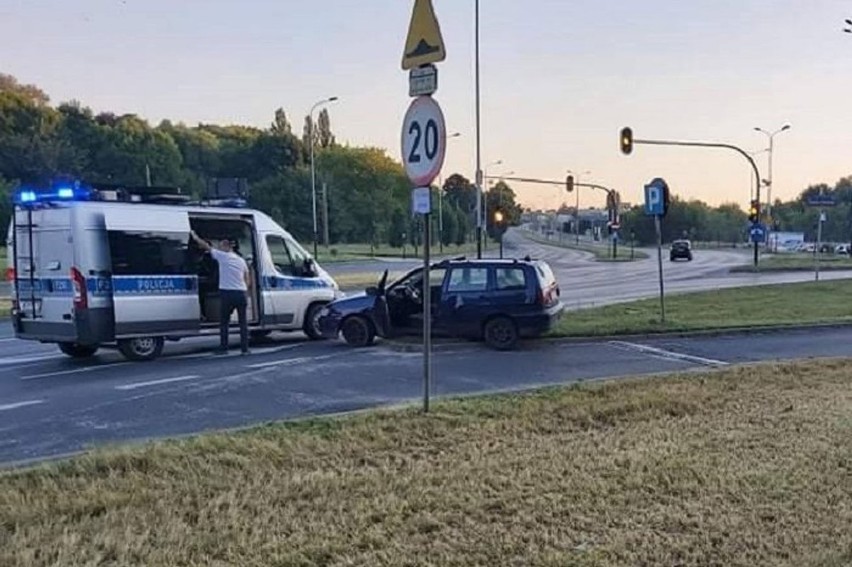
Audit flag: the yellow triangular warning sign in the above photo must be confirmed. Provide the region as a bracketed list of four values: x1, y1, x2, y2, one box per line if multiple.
[401, 0, 446, 70]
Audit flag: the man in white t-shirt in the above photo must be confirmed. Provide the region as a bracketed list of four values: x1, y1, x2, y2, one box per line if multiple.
[191, 231, 251, 355]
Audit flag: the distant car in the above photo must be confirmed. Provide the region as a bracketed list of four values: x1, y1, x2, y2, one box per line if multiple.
[318, 257, 564, 350]
[800, 243, 816, 253]
[836, 244, 850, 256]
[669, 240, 693, 262]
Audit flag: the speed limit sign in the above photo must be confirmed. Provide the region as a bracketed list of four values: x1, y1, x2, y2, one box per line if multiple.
[401, 95, 446, 186]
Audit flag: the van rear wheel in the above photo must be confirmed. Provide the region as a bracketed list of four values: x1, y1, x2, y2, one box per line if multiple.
[58, 343, 98, 359]
[118, 337, 164, 362]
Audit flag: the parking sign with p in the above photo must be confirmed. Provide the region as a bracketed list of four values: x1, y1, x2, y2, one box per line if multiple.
[644, 177, 669, 217]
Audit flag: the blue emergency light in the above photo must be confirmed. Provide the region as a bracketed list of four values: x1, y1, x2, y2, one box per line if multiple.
[13, 183, 91, 205]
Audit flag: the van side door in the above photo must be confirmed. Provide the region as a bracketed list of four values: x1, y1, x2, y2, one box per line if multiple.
[261, 234, 303, 327]
[104, 209, 200, 337]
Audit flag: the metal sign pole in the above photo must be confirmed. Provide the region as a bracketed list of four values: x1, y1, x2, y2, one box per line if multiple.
[423, 212, 432, 412]
[655, 214, 666, 323]
[816, 210, 823, 282]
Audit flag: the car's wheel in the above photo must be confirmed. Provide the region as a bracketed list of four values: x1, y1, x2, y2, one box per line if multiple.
[118, 337, 164, 362]
[58, 342, 98, 359]
[341, 316, 375, 348]
[303, 302, 327, 341]
[483, 316, 519, 351]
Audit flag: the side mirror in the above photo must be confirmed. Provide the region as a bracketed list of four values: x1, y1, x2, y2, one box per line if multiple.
[366, 286, 379, 296]
[303, 258, 318, 277]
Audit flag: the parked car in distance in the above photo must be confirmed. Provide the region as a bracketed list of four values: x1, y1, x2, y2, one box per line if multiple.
[669, 239, 693, 262]
[318, 257, 564, 350]
[835, 244, 850, 256]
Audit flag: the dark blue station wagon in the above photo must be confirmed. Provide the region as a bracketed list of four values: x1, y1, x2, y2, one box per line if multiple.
[318, 258, 563, 350]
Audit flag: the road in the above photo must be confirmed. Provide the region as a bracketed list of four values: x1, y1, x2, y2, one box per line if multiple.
[4, 320, 852, 466]
[503, 229, 852, 309]
[3, 230, 852, 466]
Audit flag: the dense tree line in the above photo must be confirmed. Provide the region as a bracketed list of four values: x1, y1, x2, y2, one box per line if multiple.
[619, 175, 852, 246]
[0, 74, 522, 251]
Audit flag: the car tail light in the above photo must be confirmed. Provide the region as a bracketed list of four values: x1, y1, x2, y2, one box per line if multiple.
[71, 267, 87, 310]
[4, 267, 14, 282]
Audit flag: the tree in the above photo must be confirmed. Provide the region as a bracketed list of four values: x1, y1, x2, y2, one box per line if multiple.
[388, 207, 408, 248]
[443, 173, 476, 214]
[0, 73, 49, 105]
[271, 108, 292, 136]
[441, 202, 459, 247]
[317, 108, 335, 148]
[455, 207, 470, 246]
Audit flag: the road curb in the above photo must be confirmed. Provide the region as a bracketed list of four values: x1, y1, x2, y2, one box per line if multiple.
[379, 320, 852, 352]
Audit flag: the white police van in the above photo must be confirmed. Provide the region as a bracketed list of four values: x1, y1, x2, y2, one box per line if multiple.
[4, 181, 341, 361]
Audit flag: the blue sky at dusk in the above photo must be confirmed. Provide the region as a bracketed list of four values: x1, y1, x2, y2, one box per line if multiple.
[2, 0, 850, 209]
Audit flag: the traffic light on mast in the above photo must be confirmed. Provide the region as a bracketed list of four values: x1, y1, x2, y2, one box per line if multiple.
[748, 200, 760, 223]
[566, 175, 574, 193]
[620, 127, 633, 155]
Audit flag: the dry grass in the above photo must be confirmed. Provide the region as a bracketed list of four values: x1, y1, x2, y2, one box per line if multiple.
[3, 361, 852, 566]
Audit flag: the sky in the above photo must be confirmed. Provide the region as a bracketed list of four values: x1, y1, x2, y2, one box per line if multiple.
[2, 0, 851, 211]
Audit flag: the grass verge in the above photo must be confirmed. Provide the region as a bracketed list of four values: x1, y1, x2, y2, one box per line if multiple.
[3, 361, 852, 565]
[0, 297, 8, 320]
[555, 280, 852, 337]
[314, 242, 479, 263]
[731, 253, 852, 273]
[332, 271, 404, 291]
[523, 230, 647, 261]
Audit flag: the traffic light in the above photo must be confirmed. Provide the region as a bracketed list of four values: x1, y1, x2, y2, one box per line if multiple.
[566, 175, 574, 193]
[620, 127, 633, 155]
[748, 199, 760, 223]
[493, 209, 508, 235]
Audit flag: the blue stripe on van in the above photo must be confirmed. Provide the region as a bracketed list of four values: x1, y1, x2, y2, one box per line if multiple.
[261, 276, 331, 290]
[112, 276, 197, 295]
[13, 276, 195, 297]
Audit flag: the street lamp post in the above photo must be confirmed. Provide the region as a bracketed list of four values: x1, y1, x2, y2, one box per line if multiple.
[753, 123, 791, 225]
[438, 132, 461, 254]
[567, 169, 591, 244]
[474, 0, 483, 259]
[310, 96, 339, 258]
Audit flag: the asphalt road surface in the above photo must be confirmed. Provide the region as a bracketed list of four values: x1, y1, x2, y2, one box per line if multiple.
[503, 230, 852, 309]
[4, 231, 852, 466]
[4, 322, 852, 466]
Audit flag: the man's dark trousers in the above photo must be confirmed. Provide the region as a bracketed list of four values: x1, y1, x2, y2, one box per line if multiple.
[219, 289, 249, 352]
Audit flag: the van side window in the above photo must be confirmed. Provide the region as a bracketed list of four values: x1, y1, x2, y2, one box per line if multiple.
[284, 236, 313, 277]
[266, 235, 295, 276]
[108, 231, 190, 276]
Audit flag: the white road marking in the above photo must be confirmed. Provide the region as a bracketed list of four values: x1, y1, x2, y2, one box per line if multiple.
[115, 375, 202, 391]
[20, 362, 129, 381]
[0, 399, 46, 411]
[608, 341, 729, 367]
[246, 353, 343, 369]
[247, 356, 313, 369]
[0, 354, 65, 366]
[169, 343, 305, 361]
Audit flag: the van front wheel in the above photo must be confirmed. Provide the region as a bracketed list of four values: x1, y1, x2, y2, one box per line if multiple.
[303, 303, 327, 341]
[118, 337, 165, 362]
[58, 343, 98, 359]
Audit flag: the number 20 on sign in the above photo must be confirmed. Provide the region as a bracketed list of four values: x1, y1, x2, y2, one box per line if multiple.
[401, 95, 446, 186]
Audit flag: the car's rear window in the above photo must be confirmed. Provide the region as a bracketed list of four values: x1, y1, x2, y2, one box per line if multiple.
[534, 262, 556, 288]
